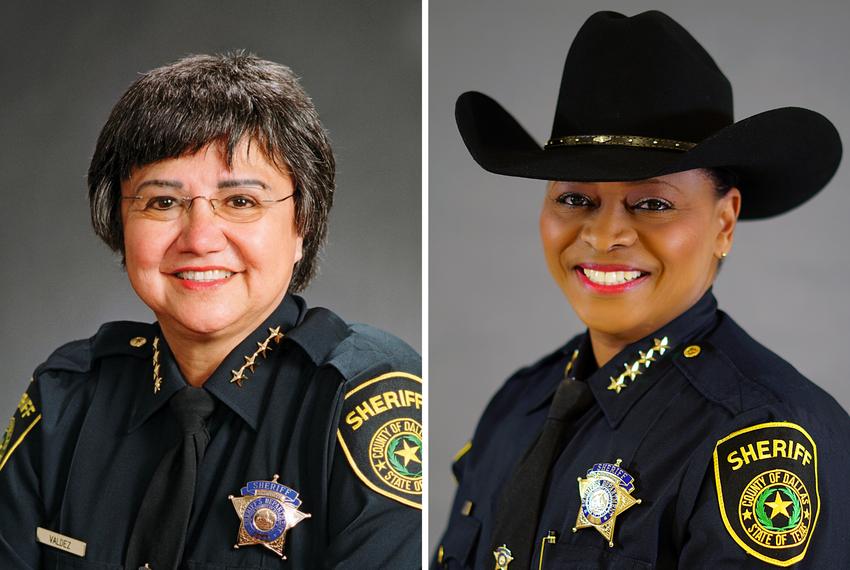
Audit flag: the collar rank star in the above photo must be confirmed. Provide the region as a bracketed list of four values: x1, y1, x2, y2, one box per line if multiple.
[493, 545, 513, 569]
[573, 459, 642, 547]
[229, 475, 310, 558]
[230, 326, 284, 386]
[607, 336, 670, 394]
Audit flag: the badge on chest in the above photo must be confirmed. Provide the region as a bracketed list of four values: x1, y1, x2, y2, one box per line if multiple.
[572, 459, 642, 547]
[229, 475, 310, 558]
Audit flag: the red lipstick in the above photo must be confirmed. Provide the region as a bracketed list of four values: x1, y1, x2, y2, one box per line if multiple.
[575, 264, 649, 295]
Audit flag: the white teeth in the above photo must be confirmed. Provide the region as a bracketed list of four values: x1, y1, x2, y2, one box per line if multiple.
[176, 270, 233, 282]
[581, 268, 643, 286]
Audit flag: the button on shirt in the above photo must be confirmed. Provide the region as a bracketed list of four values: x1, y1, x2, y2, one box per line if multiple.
[0, 294, 422, 569]
[435, 291, 850, 568]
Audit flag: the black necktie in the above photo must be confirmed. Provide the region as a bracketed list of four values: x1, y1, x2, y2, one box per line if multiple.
[125, 387, 216, 570]
[490, 375, 593, 570]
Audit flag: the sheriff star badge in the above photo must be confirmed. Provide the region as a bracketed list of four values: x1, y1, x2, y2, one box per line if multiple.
[229, 475, 310, 558]
[573, 459, 641, 547]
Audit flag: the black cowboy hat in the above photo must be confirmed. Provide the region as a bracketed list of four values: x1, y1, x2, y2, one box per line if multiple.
[455, 10, 842, 219]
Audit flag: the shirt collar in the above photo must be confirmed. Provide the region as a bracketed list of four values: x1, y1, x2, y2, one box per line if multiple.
[523, 289, 718, 426]
[585, 289, 719, 427]
[128, 294, 305, 433]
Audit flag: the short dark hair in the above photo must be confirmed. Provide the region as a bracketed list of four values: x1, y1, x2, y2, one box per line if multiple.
[88, 52, 335, 292]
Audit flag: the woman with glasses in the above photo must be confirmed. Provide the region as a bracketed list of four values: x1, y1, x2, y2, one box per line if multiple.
[0, 54, 421, 569]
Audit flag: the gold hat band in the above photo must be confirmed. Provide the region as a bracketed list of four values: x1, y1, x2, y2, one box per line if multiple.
[545, 134, 697, 152]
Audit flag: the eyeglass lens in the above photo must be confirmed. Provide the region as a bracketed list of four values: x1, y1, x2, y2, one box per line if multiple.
[126, 188, 289, 223]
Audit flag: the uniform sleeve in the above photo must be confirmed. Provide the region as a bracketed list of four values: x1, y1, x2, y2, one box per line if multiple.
[679, 416, 850, 568]
[0, 378, 45, 569]
[325, 365, 423, 569]
[430, 442, 475, 570]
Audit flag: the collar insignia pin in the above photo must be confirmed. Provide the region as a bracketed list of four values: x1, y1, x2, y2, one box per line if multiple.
[493, 544, 513, 569]
[573, 459, 642, 547]
[230, 326, 285, 386]
[229, 474, 310, 558]
[607, 336, 671, 394]
[151, 336, 163, 394]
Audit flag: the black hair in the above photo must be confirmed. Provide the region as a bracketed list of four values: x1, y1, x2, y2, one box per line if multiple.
[704, 166, 739, 197]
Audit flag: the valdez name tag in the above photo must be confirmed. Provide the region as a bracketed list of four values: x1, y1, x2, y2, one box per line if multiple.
[35, 527, 86, 557]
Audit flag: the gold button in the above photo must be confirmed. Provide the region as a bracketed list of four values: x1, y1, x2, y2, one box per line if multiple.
[129, 336, 147, 348]
[683, 345, 701, 358]
[461, 500, 474, 516]
[437, 545, 444, 564]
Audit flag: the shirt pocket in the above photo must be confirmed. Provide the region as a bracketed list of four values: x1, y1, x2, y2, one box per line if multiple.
[42, 549, 269, 570]
[541, 543, 653, 570]
[42, 548, 122, 569]
[438, 514, 481, 569]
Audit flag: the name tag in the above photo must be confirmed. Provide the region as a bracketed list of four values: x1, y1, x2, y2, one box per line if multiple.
[35, 527, 86, 557]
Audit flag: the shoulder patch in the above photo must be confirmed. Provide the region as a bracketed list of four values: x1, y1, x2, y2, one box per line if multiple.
[336, 371, 422, 509]
[713, 421, 819, 567]
[0, 383, 42, 472]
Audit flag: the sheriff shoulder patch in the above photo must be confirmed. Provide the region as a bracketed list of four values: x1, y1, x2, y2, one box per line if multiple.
[337, 371, 422, 509]
[0, 385, 42, 473]
[713, 421, 819, 567]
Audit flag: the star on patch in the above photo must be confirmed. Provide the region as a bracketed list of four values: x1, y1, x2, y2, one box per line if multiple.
[229, 475, 310, 559]
[573, 459, 641, 547]
[394, 438, 422, 469]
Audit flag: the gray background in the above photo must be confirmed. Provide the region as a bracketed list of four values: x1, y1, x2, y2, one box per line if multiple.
[0, 2, 420, 409]
[429, 0, 850, 550]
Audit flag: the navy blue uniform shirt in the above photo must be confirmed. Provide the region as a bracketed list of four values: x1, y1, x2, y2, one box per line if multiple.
[0, 295, 422, 568]
[434, 291, 850, 568]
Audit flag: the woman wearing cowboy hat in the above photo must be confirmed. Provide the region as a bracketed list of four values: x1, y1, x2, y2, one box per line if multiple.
[434, 10, 850, 569]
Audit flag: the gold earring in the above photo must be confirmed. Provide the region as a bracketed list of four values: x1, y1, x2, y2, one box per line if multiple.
[719, 251, 728, 259]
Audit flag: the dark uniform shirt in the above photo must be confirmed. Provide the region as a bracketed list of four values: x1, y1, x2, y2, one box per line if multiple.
[435, 291, 850, 569]
[0, 294, 422, 569]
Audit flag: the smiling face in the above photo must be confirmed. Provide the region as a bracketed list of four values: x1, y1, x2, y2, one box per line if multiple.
[121, 140, 302, 342]
[539, 169, 740, 344]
